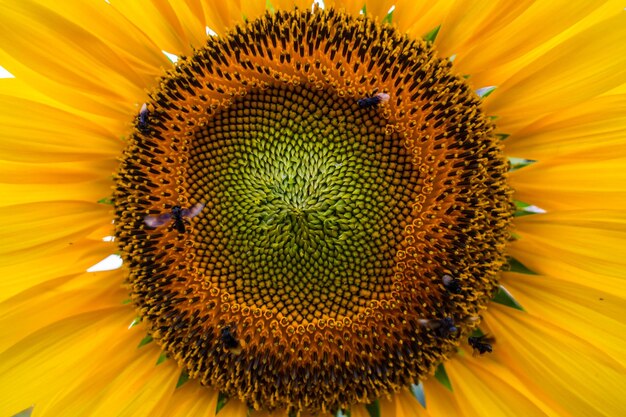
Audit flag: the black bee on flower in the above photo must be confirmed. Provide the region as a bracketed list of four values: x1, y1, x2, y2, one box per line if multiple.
[357, 92, 390, 108]
[144, 203, 204, 233]
[442, 274, 463, 294]
[220, 325, 243, 355]
[468, 334, 495, 355]
[137, 103, 150, 133]
[419, 317, 458, 338]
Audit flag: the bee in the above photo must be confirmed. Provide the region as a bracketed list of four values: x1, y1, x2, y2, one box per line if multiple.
[220, 325, 243, 355]
[137, 103, 150, 133]
[442, 274, 462, 294]
[357, 92, 390, 108]
[418, 317, 458, 338]
[144, 203, 204, 233]
[468, 334, 495, 355]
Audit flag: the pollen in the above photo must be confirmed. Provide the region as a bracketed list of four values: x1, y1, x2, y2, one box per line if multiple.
[114, 8, 513, 414]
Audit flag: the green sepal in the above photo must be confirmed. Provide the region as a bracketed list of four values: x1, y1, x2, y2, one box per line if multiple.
[128, 316, 142, 328]
[496, 133, 510, 141]
[265, 0, 275, 13]
[365, 400, 381, 417]
[176, 370, 190, 388]
[97, 197, 113, 205]
[137, 334, 153, 348]
[434, 363, 453, 391]
[492, 285, 525, 311]
[336, 408, 351, 417]
[507, 257, 538, 275]
[216, 392, 229, 414]
[514, 209, 535, 218]
[156, 352, 168, 365]
[476, 86, 496, 98]
[11, 407, 32, 417]
[410, 383, 426, 408]
[423, 25, 441, 43]
[382, 9, 394, 24]
[514, 200, 536, 217]
[508, 157, 535, 171]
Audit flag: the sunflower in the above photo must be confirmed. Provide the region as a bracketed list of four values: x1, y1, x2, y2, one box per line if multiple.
[2, 0, 626, 416]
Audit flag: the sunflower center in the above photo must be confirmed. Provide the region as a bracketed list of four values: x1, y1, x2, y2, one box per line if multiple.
[190, 84, 418, 323]
[114, 8, 513, 414]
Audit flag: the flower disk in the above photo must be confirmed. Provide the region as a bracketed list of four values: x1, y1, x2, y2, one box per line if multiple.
[114, 8, 513, 414]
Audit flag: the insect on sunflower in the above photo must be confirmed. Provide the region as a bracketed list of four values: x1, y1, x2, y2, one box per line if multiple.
[1, 1, 626, 417]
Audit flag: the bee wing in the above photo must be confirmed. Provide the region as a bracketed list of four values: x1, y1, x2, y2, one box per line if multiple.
[182, 202, 205, 218]
[442, 274, 453, 286]
[144, 213, 172, 227]
[418, 319, 441, 330]
[140, 103, 150, 118]
[376, 92, 390, 102]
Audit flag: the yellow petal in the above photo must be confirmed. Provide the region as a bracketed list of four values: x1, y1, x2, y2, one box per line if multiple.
[39, 328, 179, 417]
[0, 269, 125, 352]
[162, 381, 219, 417]
[219, 397, 250, 417]
[1, 162, 116, 208]
[350, 404, 370, 417]
[605, 82, 626, 95]
[0, 159, 117, 185]
[485, 11, 626, 133]
[393, 0, 455, 41]
[111, 0, 263, 49]
[0, 238, 114, 303]
[504, 94, 626, 160]
[454, 0, 614, 83]
[379, 389, 432, 417]
[364, 0, 395, 21]
[81, 349, 179, 417]
[0, 1, 148, 113]
[500, 272, 626, 367]
[202, 0, 254, 36]
[1, 180, 114, 207]
[324, 0, 367, 15]
[434, 0, 534, 59]
[0, 93, 123, 162]
[422, 378, 466, 417]
[25, 0, 167, 74]
[0, 307, 133, 415]
[272, 0, 316, 12]
[0, 77, 86, 117]
[444, 357, 559, 417]
[0, 56, 128, 120]
[163, 381, 219, 417]
[510, 211, 626, 296]
[485, 304, 626, 417]
[240, 0, 267, 23]
[510, 157, 626, 211]
[0, 202, 110, 254]
[298, 410, 332, 417]
[109, 0, 207, 55]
